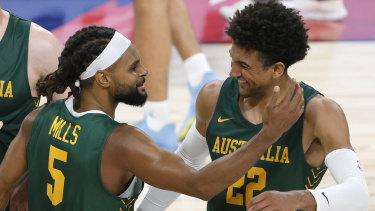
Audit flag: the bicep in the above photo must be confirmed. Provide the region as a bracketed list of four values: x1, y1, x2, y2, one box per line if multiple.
[108, 126, 198, 195]
[195, 80, 223, 136]
[127, 138, 197, 193]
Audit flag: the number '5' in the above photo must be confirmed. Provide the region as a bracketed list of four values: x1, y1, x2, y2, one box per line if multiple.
[47, 145, 67, 206]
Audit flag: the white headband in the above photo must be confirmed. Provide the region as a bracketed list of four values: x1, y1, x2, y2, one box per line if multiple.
[75, 31, 131, 86]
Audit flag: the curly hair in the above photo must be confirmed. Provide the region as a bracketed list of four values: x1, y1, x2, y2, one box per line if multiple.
[36, 26, 115, 109]
[226, 0, 309, 70]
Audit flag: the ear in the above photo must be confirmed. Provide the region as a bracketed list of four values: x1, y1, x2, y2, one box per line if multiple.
[271, 62, 285, 79]
[94, 70, 111, 88]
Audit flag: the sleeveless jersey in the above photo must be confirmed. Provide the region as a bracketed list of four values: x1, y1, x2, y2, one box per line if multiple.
[26, 99, 143, 211]
[206, 77, 327, 211]
[0, 12, 39, 161]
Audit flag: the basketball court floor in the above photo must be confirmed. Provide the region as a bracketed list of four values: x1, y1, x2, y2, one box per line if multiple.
[105, 41, 375, 210]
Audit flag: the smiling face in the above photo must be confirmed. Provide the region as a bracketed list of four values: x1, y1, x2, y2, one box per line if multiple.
[229, 44, 276, 99]
[107, 44, 148, 106]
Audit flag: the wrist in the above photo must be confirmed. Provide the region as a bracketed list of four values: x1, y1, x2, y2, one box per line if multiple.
[259, 126, 282, 143]
[294, 190, 317, 211]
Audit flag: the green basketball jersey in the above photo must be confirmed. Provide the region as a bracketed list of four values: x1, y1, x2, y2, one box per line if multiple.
[0, 12, 39, 161]
[26, 99, 143, 211]
[206, 77, 327, 211]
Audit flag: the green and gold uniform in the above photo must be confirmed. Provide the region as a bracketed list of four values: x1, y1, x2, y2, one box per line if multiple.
[0, 12, 39, 162]
[206, 77, 327, 211]
[27, 99, 143, 211]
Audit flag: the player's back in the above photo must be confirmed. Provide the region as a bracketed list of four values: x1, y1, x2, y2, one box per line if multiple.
[26, 98, 142, 211]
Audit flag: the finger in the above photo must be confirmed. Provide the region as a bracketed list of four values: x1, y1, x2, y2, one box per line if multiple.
[288, 80, 300, 103]
[0, 121, 3, 130]
[296, 90, 305, 111]
[249, 193, 266, 205]
[280, 79, 297, 105]
[268, 86, 280, 108]
[289, 85, 304, 110]
[248, 198, 270, 211]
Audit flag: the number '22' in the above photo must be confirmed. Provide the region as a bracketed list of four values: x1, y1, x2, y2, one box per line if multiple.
[226, 167, 266, 206]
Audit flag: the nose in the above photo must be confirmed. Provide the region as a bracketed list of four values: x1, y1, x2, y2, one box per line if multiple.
[138, 63, 148, 76]
[229, 62, 241, 78]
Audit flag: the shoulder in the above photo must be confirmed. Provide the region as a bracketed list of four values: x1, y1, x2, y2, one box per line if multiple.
[305, 95, 344, 120]
[197, 80, 224, 104]
[28, 22, 63, 77]
[19, 106, 44, 141]
[29, 22, 63, 55]
[195, 80, 224, 133]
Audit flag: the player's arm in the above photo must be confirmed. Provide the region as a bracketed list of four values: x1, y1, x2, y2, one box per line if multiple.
[115, 81, 304, 201]
[306, 96, 369, 211]
[137, 80, 222, 211]
[28, 22, 68, 100]
[0, 109, 40, 210]
[248, 96, 369, 211]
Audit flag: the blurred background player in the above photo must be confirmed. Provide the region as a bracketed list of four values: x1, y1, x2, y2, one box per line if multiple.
[220, 0, 348, 21]
[133, 0, 220, 151]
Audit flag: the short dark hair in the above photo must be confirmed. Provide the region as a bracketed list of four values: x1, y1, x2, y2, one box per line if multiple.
[37, 26, 115, 109]
[226, 0, 309, 70]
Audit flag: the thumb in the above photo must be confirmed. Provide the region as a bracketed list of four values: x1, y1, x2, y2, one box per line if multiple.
[0, 121, 3, 130]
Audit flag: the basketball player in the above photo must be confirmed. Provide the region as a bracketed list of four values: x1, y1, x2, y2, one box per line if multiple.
[0, 7, 65, 210]
[0, 26, 304, 210]
[137, 2, 369, 211]
[220, 0, 348, 21]
[133, 0, 220, 151]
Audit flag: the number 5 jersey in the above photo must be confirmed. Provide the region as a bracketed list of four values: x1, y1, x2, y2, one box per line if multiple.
[27, 98, 143, 211]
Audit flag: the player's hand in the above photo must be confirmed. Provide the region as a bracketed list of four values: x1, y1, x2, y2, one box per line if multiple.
[247, 191, 297, 211]
[10, 179, 28, 211]
[262, 79, 304, 141]
[247, 190, 316, 211]
[0, 121, 3, 130]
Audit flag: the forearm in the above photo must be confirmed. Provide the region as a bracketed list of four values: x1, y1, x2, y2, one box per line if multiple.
[192, 128, 279, 199]
[137, 121, 208, 211]
[0, 186, 11, 210]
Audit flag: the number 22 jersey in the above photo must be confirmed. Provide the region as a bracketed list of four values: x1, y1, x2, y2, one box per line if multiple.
[206, 77, 327, 211]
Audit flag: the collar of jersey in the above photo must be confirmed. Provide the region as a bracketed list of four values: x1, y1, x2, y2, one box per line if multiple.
[65, 98, 112, 119]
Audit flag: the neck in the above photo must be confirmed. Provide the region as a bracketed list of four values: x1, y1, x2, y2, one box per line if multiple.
[76, 89, 118, 119]
[240, 74, 293, 111]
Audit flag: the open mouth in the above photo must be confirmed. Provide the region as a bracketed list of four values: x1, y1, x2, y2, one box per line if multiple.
[136, 78, 146, 88]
